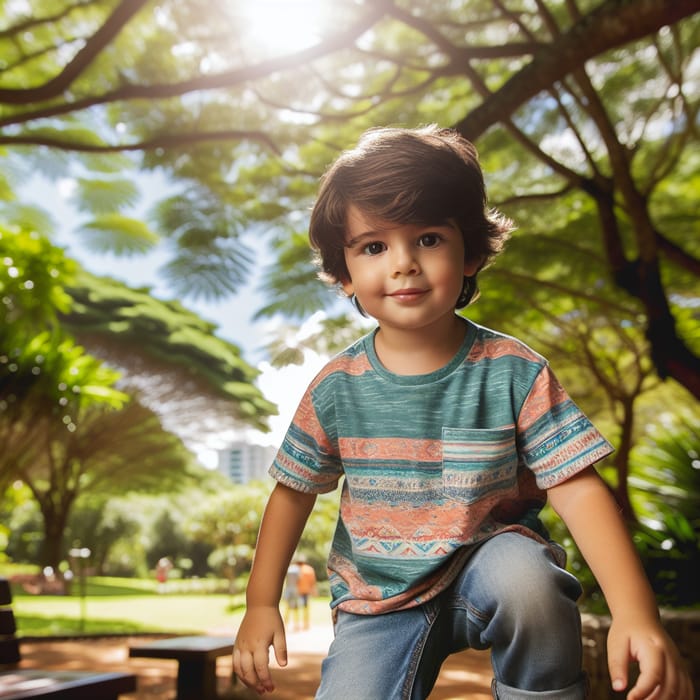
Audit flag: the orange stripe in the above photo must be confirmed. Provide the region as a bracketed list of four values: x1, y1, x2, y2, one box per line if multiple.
[338, 437, 442, 461]
[309, 352, 372, 389]
[467, 336, 540, 363]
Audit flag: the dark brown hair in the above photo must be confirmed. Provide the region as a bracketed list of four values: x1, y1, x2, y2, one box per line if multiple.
[309, 124, 513, 308]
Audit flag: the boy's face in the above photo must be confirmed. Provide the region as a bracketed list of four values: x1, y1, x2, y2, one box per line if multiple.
[341, 205, 478, 333]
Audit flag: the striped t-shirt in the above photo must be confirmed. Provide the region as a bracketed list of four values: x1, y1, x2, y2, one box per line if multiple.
[270, 319, 613, 615]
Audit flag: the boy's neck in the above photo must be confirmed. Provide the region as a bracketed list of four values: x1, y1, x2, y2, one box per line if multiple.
[374, 315, 467, 375]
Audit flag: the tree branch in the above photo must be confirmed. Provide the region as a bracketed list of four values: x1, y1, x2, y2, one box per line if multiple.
[385, 2, 541, 60]
[0, 129, 281, 155]
[0, 0, 151, 103]
[0, 0, 99, 39]
[454, 0, 700, 141]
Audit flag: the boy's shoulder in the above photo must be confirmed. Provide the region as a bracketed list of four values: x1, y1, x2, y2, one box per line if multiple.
[307, 330, 374, 391]
[467, 321, 547, 367]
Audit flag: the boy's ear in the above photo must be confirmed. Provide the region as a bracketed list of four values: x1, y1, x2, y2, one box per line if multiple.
[341, 277, 354, 297]
[464, 259, 481, 277]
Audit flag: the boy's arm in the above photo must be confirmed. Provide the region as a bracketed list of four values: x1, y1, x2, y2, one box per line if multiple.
[233, 482, 317, 695]
[548, 466, 692, 700]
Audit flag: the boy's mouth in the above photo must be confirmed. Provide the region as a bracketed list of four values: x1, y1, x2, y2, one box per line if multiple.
[388, 287, 428, 300]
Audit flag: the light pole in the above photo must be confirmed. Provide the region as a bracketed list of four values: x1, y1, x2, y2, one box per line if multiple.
[69, 546, 91, 631]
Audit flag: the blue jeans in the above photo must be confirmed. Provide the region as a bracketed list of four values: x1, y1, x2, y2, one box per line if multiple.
[316, 533, 587, 699]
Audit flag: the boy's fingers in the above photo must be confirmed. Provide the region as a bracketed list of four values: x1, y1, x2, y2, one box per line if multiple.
[273, 629, 288, 668]
[623, 640, 666, 700]
[232, 647, 242, 678]
[253, 646, 275, 693]
[233, 645, 271, 694]
[626, 671, 661, 700]
[606, 642, 630, 694]
[234, 648, 259, 691]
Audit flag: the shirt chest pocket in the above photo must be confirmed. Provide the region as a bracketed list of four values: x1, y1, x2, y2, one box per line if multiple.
[442, 427, 519, 504]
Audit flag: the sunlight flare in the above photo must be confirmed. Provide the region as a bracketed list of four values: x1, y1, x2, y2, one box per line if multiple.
[237, 0, 331, 54]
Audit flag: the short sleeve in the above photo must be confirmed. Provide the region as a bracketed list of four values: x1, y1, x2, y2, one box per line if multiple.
[517, 364, 614, 489]
[269, 383, 343, 494]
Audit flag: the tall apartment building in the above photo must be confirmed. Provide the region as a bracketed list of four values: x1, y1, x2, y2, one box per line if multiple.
[216, 442, 278, 484]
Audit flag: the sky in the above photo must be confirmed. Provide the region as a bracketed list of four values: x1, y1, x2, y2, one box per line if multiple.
[28, 172, 331, 466]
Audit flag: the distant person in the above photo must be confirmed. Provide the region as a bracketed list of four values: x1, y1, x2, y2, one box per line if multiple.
[233, 125, 692, 698]
[295, 556, 317, 630]
[156, 557, 172, 594]
[282, 560, 301, 630]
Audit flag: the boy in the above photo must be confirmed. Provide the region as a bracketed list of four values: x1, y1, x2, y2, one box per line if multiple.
[233, 125, 691, 699]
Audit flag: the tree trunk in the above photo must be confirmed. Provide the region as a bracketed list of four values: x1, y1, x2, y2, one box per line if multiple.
[612, 398, 636, 522]
[39, 501, 70, 574]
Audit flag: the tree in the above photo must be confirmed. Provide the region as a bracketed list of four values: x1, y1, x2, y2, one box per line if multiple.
[0, 225, 129, 493]
[454, 2, 700, 396]
[67, 494, 143, 576]
[1, 225, 275, 570]
[12, 393, 198, 571]
[185, 481, 270, 583]
[0, 0, 696, 398]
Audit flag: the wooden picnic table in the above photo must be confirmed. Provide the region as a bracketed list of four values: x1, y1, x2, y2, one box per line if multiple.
[0, 669, 137, 699]
[128, 635, 235, 700]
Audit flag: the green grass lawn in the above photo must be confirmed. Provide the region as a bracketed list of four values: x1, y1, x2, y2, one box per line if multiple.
[14, 592, 243, 636]
[5, 574, 331, 637]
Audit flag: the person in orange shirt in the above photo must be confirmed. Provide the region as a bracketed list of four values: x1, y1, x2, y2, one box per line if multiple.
[295, 556, 318, 630]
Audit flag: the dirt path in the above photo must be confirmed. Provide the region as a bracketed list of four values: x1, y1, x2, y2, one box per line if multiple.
[13, 626, 493, 699]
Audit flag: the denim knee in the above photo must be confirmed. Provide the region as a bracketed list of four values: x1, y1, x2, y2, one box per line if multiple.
[452, 533, 584, 693]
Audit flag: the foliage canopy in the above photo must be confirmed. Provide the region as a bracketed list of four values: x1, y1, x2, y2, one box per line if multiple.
[0, 0, 697, 397]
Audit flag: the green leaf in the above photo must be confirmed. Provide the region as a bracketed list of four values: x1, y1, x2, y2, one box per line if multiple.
[72, 178, 141, 215]
[0, 203, 55, 236]
[77, 214, 160, 255]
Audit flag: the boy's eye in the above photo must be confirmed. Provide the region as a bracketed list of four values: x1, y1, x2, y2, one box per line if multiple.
[362, 241, 386, 255]
[418, 233, 442, 248]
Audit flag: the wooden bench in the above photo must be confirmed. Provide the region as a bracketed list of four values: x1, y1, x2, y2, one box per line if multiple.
[0, 580, 20, 668]
[129, 634, 235, 700]
[0, 578, 136, 700]
[0, 670, 137, 699]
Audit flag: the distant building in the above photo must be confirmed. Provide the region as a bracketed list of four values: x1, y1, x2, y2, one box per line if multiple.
[216, 442, 277, 484]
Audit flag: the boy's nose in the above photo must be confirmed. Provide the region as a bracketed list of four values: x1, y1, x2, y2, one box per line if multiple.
[391, 246, 419, 277]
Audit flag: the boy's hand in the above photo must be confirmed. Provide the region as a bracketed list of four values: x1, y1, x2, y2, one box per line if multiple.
[607, 617, 693, 699]
[233, 606, 288, 695]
